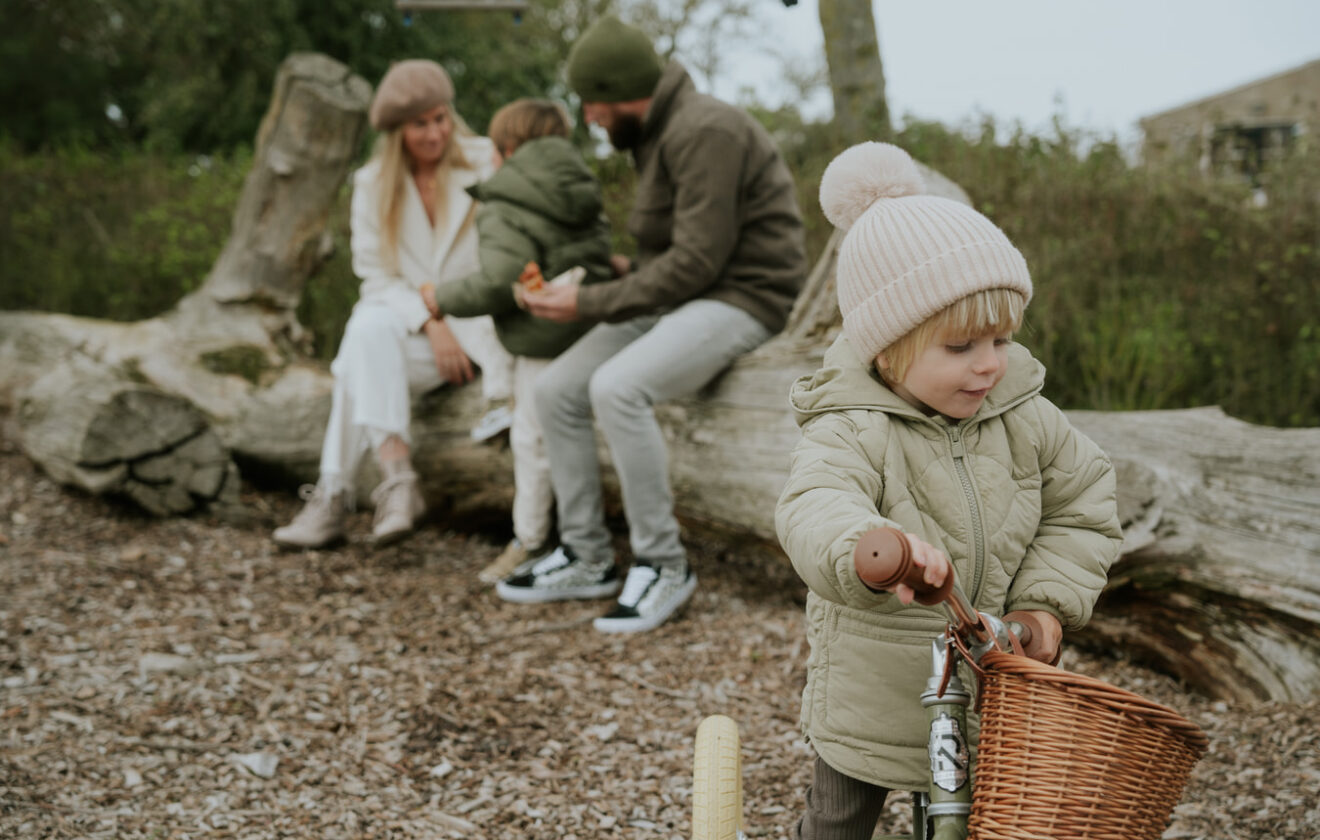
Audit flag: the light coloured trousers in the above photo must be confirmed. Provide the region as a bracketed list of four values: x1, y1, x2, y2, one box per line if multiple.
[318, 300, 513, 492]
[510, 356, 553, 550]
[533, 298, 772, 567]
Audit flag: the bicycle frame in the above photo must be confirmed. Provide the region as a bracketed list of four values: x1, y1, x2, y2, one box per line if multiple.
[692, 549, 1028, 840]
[877, 577, 1019, 840]
[695, 528, 1199, 840]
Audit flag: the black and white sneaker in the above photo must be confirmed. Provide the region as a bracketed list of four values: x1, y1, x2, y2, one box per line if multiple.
[495, 546, 621, 603]
[593, 563, 697, 633]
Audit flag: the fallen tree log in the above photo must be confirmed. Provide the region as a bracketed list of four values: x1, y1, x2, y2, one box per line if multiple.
[0, 52, 370, 508]
[1067, 408, 1320, 703]
[0, 53, 1316, 702]
[17, 354, 240, 516]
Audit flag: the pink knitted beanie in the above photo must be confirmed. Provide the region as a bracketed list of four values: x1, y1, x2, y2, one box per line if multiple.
[819, 142, 1032, 364]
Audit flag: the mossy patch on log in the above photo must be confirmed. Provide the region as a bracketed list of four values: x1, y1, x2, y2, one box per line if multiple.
[200, 345, 271, 385]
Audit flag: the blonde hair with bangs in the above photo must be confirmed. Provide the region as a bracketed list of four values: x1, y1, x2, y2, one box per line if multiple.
[374, 107, 476, 272]
[877, 288, 1026, 382]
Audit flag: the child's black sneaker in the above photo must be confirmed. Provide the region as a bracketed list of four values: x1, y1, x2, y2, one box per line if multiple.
[495, 545, 620, 603]
[593, 562, 697, 633]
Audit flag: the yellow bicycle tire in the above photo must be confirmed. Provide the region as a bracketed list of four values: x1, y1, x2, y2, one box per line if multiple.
[692, 714, 743, 840]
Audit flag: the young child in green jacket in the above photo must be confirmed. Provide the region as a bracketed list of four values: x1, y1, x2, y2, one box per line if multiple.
[774, 142, 1123, 840]
[421, 99, 612, 582]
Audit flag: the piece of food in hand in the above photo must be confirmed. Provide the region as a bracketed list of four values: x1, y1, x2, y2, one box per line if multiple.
[518, 261, 545, 292]
[548, 266, 586, 288]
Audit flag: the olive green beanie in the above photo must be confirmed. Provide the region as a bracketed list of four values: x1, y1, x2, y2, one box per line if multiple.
[566, 16, 664, 103]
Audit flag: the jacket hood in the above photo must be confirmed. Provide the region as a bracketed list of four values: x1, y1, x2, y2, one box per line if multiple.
[789, 333, 1046, 428]
[467, 136, 602, 228]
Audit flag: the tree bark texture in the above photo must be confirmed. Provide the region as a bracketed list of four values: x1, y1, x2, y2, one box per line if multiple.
[204, 52, 373, 310]
[818, 0, 890, 142]
[16, 354, 241, 516]
[1067, 408, 1320, 703]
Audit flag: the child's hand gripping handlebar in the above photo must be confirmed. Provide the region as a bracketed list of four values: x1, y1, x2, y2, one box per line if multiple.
[853, 528, 1056, 662]
[854, 526, 954, 605]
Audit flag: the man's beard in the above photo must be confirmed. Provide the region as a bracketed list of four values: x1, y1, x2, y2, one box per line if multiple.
[607, 113, 644, 151]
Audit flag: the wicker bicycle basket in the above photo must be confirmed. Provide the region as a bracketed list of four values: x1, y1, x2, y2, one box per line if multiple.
[968, 650, 1209, 840]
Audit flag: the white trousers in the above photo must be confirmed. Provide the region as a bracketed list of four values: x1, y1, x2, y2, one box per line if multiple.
[318, 300, 513, 492]
[510, 356, 553, 549]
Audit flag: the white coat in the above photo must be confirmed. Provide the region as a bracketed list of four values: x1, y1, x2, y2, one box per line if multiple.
[351, 135, 494, 332]
[318, 136, 513, 487]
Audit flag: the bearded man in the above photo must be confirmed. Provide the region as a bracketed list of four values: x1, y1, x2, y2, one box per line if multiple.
[502, 15, 807, 633]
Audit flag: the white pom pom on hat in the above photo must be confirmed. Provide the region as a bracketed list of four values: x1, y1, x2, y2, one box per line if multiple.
[819, 141, 926, 230]
[823, 141, 1033, 366]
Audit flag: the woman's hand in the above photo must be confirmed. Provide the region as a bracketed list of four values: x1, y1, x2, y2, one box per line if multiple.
[521, 284, 580, 323]
[423, 318, 474, 385]
[892, 534, 950, 605]
[420, 283, 440, 319]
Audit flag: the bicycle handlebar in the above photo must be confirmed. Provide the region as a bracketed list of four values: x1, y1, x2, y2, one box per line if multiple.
[853, 527, 1035, 649]
[853, 527, 954, 605]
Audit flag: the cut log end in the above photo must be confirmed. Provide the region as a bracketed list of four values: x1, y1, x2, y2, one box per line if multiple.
[18, 361, 242, 517]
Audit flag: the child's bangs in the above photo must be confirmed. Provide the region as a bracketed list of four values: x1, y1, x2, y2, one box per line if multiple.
[936, 288, 1026, 339]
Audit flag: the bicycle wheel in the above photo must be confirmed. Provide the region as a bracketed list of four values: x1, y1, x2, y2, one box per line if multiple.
[692, 714, 743, 840]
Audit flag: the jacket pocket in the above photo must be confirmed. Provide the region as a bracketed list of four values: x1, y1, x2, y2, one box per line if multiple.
[818, 607, 942, 749]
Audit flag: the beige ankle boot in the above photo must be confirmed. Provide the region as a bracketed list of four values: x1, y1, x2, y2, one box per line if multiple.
[371, 460, 425, 546]
[479, 538, 534, 583]
[273, 483, 348, 549]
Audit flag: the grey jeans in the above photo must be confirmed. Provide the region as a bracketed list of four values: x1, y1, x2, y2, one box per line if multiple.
[533, 298, 772, 567]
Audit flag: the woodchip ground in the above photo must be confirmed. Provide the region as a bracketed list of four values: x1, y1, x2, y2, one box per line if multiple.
[1, 424, 1315, 839]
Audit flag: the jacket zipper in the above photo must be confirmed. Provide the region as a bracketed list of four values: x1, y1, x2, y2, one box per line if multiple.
[948, 426, 986, 605]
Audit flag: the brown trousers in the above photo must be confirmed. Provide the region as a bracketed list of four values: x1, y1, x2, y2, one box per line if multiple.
[795, 755, 892, 840]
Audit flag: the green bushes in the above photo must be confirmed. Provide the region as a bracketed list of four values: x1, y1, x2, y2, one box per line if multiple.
[887, 119, 1319, 427]
[769, 119, 1319, 427]
[2, 122, 1317, 426]
[0, 141, 359, 360]
[0, 143, 244, 319]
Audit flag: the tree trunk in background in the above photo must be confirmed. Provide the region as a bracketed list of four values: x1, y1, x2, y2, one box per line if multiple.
[204, 52, 372, 310]
[1062, 409, 1320, 703]
[818, 0, 890, 142]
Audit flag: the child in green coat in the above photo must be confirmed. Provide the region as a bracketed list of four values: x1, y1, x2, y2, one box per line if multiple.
[421, 99, 612, 582]
[775, 142, 1123, 839]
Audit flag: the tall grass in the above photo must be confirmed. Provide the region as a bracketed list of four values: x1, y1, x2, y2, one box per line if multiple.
[2, 123, 1316, 426]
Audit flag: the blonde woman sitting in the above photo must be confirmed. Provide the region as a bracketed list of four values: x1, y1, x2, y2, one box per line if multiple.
[274, 60, 513, 549]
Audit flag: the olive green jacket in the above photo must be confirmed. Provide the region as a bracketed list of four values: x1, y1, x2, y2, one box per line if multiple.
[575, 61, 807, 333]
[433, 136, 611, 358]
[775, 335, 1122, 790]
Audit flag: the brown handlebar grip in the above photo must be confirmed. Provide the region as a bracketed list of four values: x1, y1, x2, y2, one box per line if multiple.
[1003, 610, 1060, 665]
[853, 527, 953, 605]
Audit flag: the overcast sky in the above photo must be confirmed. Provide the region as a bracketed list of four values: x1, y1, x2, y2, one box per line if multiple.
[711, 0, 1320, 145]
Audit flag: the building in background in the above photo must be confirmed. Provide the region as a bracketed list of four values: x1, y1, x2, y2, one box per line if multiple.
[1140, 57, 1319, 184]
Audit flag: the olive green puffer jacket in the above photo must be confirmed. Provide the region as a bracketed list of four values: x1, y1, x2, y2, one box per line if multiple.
[433, 136, 611, 358]
[775, 334, 1122, 790]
